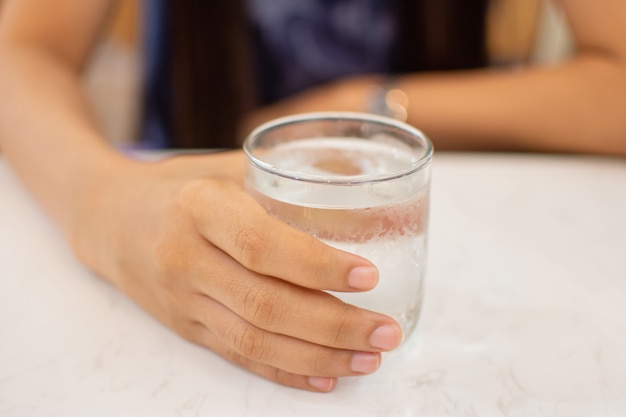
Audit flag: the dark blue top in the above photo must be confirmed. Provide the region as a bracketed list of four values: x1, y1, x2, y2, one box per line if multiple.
[140, 0, 400, 148]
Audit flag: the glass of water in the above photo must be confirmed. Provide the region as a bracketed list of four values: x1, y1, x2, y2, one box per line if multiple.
[243, 112, 433, 341]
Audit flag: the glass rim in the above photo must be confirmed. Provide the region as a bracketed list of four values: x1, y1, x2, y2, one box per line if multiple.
[243, 111, 434, 185]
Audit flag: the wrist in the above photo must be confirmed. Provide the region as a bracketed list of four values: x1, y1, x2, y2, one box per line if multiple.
[69, 155, 147, 277]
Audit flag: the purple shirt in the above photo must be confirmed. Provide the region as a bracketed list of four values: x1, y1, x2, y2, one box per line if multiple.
[247, 0, 399, 103]
[140, 0, 400, 147]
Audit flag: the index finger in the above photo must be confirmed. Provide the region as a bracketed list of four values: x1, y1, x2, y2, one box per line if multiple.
[180, 179, 379, 292]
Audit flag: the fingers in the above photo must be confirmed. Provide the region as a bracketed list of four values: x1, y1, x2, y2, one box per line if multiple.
[188, 293, 382, 378]
[160, 177, 404, 391]
[156, 235, 395, 391]
[184, 238, 402, 353]
[181, 320, 338, 392]
[179, 179, 379, 292]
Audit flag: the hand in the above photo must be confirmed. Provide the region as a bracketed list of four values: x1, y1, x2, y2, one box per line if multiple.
[238, 74, 383, 140]
[72, 150, 402, 392]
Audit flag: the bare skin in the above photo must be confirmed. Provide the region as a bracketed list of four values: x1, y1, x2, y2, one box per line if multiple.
[0, 0, 625, 393]
[0, 0, 400, 393]
[243, 0, 626, 156]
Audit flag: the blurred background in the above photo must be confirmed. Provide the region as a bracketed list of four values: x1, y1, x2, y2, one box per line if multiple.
[82, 0, 574, 147]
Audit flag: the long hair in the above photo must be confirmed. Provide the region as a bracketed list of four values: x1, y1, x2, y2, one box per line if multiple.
[163, 0, 489, 149]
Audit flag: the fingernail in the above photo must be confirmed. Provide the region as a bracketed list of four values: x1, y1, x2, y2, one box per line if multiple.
[308, 376, 336, 392]
[369, 324, 403, 350]
[348, 266, 378, 290]
[351, 352, 380, 374]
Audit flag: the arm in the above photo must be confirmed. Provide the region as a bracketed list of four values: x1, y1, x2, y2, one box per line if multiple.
[244, 0, 626, 156]
[0, 0, 401, 392]
[0, 0, 125, 234]
[400, 0, 626, 155]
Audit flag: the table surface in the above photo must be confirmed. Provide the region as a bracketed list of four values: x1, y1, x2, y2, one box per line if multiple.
[1, 152, 626, 417]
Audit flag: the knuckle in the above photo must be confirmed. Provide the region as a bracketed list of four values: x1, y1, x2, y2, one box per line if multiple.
[307, 239, 334, 273]
[225, 347, 253, 370]
[178, 178, 238, 211]
[242, 285, 282, 328]
[153, 236, 185, 279]
[270, 368, 292, 386]
[177, 179, 206, 207]
[328, 302, 357, 347]
[151, 206, 195, 281]
[234, 223, 269, 270]
[230, 322, 273, 362]
[177, 319, 203, 345]
[310, 347, 333, 375]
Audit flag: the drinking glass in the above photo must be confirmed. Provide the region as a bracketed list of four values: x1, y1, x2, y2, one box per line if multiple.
[243, 112, 433, 341]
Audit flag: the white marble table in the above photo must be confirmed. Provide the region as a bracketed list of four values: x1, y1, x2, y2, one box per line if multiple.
[1, 152, 626, 416]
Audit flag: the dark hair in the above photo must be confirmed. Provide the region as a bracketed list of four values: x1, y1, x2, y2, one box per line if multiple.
[163, 0, 489, 149]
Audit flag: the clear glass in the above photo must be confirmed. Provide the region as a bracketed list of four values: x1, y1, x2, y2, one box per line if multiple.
[243, 112, 433, 341]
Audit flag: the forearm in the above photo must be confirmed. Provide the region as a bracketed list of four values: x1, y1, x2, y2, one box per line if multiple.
[0, 43, 135, 242]
[246, 54, 626, 157]
[400, 55, 626, 156]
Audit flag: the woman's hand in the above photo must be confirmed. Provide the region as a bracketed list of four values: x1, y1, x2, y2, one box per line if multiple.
[238, 75, 382, 141]
[73, 150, 402, 392]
